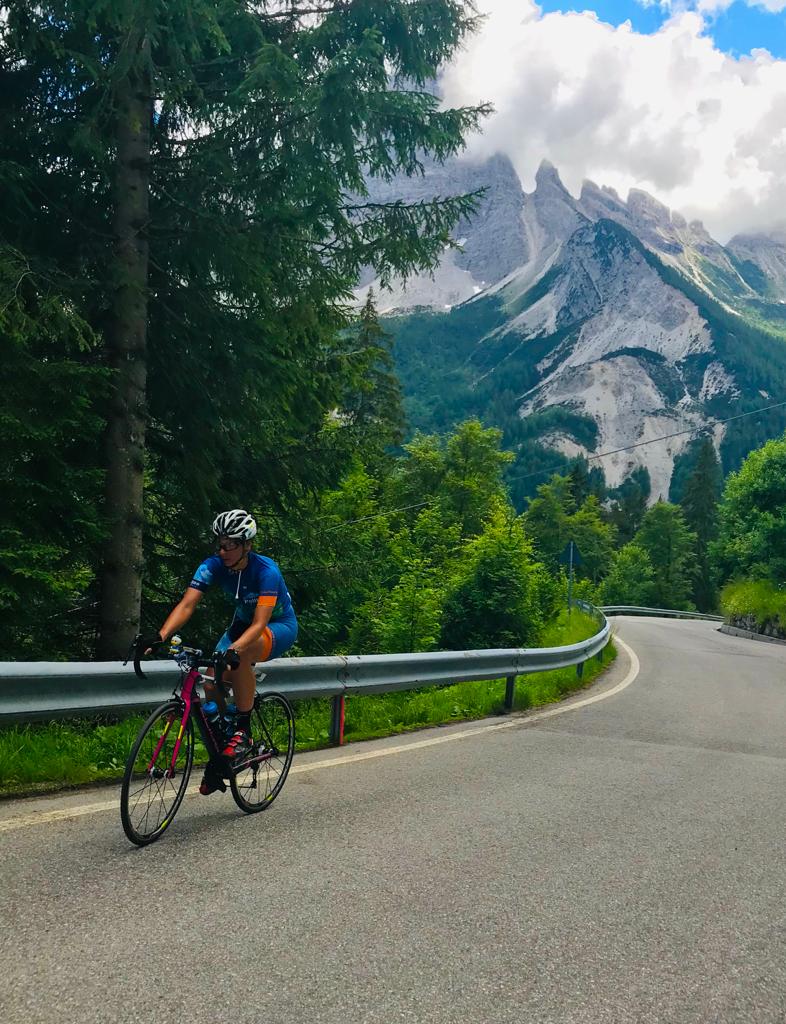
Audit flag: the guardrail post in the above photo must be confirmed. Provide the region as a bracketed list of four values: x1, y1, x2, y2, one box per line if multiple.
[330, 694, 345, 746]
[576, 660, 584, 680]
[504, 675, 516, 712]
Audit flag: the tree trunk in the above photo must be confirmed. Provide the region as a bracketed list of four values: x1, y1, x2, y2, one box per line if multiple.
[98, 33, 152, 659]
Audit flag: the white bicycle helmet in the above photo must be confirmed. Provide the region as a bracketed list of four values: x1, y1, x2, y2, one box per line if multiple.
[212, 509, 257, 541]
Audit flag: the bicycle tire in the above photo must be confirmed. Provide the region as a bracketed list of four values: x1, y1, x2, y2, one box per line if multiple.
[120, 700, 194, 846]
[230, 692, 295, 814]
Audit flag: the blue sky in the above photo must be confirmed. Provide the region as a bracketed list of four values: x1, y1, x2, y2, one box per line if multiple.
[538, 0, 786, 57]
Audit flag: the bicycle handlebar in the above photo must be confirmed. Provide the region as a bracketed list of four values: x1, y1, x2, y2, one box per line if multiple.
[125, 634, 230, 689]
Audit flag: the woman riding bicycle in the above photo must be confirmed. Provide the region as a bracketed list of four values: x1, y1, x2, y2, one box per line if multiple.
[142, 509, 298, 795]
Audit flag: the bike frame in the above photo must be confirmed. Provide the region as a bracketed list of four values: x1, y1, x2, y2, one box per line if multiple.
[146, 662, 278, 780]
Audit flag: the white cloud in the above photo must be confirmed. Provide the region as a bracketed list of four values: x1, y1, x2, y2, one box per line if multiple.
[441, 2, 786, 240]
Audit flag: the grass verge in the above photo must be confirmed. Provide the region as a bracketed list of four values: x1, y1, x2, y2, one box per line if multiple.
[0, 610, 615, 798]
[720, 579, 786, 634]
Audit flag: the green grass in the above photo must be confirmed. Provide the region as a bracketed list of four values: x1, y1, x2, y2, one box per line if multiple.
[720, 579, 786, 633]
[0, 610, 615, 797]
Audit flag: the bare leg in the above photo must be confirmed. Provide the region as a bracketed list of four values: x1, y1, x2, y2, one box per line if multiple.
[223, 630, 272, 714]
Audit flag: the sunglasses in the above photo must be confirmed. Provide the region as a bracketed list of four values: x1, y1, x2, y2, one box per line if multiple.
[215, 540, 242, 553]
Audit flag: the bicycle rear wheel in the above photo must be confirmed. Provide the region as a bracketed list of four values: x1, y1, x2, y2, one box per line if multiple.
[120, 701, 194, 846]
[230, 692, 295, 814]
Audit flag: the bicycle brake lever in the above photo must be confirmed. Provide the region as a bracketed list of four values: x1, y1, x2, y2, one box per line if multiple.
[123, 634, 142, 668]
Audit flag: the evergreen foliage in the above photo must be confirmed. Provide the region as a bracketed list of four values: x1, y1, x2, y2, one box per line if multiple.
[713, 434, 786, 584]
[681, 437, 722, 611]
[597, 545, 657, 607]
[1, 0, 489, 656]
[607, 467, 650, 545]
[633, 502, 697, 610]
[0, 249, 108, 658]
[440, 507, 556, 650]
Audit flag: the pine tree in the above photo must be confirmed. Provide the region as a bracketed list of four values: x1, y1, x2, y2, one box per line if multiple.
[598, 545, 657, 607]
[680, 437, 722, 611]
[2, 1, 489, 655]
[634, 502, 697, 610]
[0, 250, 108, 657]
[334, 290, 405, 460]
[523, 475, 574, 568]
[607, 467, 650, 545]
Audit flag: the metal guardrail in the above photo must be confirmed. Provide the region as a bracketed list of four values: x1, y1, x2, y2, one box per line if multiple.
[0, 610, 611, 734]
[600, 605, 724, 622]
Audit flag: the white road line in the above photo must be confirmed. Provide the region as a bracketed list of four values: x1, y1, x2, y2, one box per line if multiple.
[0, 638, 640, 834]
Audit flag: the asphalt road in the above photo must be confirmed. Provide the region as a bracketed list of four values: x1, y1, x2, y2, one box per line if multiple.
[3, 617, 786, 1024]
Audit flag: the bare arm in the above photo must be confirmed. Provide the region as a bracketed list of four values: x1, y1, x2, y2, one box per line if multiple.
[158, 588, 203, 642]
[232, 599, 274, 656]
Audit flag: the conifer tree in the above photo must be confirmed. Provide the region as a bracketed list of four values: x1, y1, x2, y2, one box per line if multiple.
[1, 1, 488, 655]
[680, 437, 722, 611]
[335, 290, 405, 460]
[633, 501, 697, 610]
[598, 545, 657, 607]
[523, 475, 574, 568]
[607, 467, 650, 545]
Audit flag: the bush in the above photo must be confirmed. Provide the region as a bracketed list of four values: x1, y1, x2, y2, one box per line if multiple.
[441, 508, 549, 649]
[720, 579, 786, 632]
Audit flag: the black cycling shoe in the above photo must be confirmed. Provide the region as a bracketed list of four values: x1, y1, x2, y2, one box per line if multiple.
[199, 767, 227, 796]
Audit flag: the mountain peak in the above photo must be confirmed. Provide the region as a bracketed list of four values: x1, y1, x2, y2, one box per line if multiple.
[535, 159, 568, 191]
[627, 188, 671, 228]
[579, 178, 627, 223]
[579, 178, 602, 200]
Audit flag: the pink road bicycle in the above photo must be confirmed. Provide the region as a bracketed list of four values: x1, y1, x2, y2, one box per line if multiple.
[120, 635, 295, 846]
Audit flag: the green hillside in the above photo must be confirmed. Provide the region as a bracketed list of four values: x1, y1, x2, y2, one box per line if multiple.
[388, 218, 786, 502]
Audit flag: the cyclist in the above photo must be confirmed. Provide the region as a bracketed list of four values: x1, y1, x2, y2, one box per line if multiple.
[141, 509, 298, 795]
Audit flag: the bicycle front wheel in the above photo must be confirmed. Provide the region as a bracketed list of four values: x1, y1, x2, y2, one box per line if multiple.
[120, 700, 194, 846]
[230, 692, 295, 814]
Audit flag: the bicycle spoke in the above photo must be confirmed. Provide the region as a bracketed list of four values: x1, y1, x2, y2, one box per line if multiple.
[121, 702, 194, 845]
[230, 693, 294, 813]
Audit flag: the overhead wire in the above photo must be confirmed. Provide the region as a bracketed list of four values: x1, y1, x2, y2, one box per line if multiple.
[274, 394, 786, 578]
[504, 396, 786, 485]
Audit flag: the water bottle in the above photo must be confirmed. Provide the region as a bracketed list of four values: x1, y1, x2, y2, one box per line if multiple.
[203, 700, 221, 734]
[222, 702, 238, 738]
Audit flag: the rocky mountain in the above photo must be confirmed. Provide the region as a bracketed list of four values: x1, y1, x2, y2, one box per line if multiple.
[372, 155, 786, 500]
[726, 231, 786, 302]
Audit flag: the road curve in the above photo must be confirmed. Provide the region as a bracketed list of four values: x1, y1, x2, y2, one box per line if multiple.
[3, 617, 786, 1024]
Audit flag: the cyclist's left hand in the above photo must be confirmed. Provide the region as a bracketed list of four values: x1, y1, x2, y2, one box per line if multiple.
[138, 632, 163, 657]
[225, 648, 241, 671]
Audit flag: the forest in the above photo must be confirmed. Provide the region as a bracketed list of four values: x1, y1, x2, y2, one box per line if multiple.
[2, 0, 784, 664]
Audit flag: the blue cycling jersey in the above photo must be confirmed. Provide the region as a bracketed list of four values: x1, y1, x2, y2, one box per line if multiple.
[188, 552, 296, 628]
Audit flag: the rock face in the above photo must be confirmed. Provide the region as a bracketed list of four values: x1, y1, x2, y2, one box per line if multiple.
[484, 218, 727, 493]
[367, 156, 786, 495]
[357, 153, 531, 311]
[726, 231, 786, 301]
